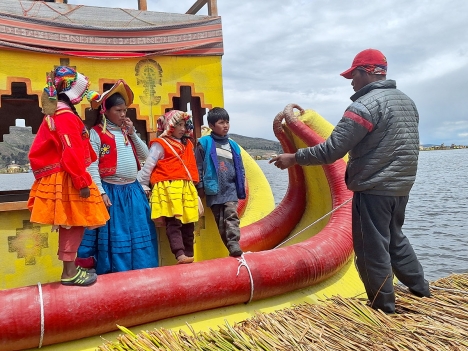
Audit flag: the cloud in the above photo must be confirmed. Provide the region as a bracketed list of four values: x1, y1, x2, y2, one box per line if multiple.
[68, 0, 468, 144]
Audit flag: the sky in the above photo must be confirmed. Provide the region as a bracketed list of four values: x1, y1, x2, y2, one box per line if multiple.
[67, 0, 468, 145]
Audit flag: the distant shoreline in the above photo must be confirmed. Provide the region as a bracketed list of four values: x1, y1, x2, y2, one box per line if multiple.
[420, 145, 468, 151]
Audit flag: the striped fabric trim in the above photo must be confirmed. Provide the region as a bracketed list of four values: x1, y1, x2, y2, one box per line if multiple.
[33, 163, 60, 177]
[0, 15, 223, 57]
[63, 135, 71, 147]
[343, 111, 373, 132]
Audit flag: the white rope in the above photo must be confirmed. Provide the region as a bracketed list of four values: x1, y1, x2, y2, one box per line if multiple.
[236, 253, 255, 303]
[37, 282, 45, 348]
[274, 197, 352, 249]
[234, 197, 352, 304]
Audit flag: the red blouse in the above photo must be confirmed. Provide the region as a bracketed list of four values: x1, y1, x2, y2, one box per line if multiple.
[29, 107, 96, 190]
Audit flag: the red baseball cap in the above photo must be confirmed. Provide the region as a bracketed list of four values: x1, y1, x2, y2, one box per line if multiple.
[340, 49, 387, 79]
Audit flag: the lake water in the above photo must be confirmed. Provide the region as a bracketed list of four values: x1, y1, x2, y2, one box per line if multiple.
[257, 149, 468, 282]
[1, 150, 467, 281]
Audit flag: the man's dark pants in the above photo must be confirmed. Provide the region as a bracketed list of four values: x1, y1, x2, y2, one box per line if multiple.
[352, 193, 430, 313]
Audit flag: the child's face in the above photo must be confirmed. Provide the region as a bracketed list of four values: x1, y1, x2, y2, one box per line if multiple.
[210, 119, 230, 136]
[172, 120, 187, 139]
[105, 103, 128, 127]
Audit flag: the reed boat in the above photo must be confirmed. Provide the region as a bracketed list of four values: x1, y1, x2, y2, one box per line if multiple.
[0, 1, 365, 350]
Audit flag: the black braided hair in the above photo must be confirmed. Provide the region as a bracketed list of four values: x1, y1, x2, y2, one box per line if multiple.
[58, 93, 79, 116]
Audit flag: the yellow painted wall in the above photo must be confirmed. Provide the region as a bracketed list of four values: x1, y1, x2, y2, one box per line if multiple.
[0, 210, 60, 289]
[0, 50, 224, 131]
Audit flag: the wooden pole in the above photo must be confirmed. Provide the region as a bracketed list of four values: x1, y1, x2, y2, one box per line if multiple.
[138, 0, 147, 11]
[207, 0, 218, 16]
[187, 0, 220, 16]
[186, 0, 207, 15]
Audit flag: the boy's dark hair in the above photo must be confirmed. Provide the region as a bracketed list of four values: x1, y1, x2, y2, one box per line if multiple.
[207, 107, 229, 126]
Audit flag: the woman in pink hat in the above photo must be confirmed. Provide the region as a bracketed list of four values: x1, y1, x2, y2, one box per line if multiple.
[138, 110, 200, 264]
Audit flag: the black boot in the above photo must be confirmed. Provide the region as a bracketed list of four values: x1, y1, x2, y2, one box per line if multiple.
[228, 242, 243, 257]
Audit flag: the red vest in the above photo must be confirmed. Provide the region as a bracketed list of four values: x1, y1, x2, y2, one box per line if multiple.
[149, 137, 199, 186]
[92, 124, 141, 178]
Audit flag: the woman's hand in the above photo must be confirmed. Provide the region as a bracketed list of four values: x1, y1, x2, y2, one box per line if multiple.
[102, 193, 112, 207]
[80, 187, 90, 198]
[123, 117, 135, 135]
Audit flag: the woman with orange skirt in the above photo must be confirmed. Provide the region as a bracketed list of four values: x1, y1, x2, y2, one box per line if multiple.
[28, 66, 109, 286]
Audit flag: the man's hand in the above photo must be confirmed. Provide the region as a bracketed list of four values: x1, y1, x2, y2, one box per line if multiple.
[79, 187, 90, 198]
[269, 153, 297, 170]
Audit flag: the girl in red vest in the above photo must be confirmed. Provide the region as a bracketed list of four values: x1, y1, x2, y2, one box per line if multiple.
[77, 80, 158, 274]
[28, 66, 109, 286]
[138, 110, 199, 264]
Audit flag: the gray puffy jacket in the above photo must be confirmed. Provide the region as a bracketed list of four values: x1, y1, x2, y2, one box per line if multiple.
[296, 79, 419, 196]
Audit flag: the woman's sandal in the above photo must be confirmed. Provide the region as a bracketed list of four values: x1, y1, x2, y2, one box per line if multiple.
[177, 255, 194, 264]
[61, 269, 97, 286]
[75, 256, 96, 269]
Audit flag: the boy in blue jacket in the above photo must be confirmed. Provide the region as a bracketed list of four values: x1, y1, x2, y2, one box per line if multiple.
[195, 107, 246, 257]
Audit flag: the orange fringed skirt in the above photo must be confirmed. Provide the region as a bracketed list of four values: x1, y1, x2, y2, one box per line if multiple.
[28, 171, 109, 229]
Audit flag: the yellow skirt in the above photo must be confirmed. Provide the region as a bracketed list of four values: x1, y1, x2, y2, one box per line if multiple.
[150, 180, 198, 224]
[28, 171, 109, 228]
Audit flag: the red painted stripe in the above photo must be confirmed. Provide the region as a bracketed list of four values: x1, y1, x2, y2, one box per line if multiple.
[343, 110, 373, 132]
[0, 17, 223, 53]
[0, 17, 222, 37]
[64, 46, 224, 57]
[0, 32, 223, 52]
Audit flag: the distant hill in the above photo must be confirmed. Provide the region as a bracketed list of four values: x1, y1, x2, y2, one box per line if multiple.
[229, 133, 282, 158]
[0, 127, 282, 171]
[0, 126, 35, 170]
[2, 126, 466, 170]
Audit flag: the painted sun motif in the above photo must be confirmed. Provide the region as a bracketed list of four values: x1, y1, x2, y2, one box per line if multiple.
[135, 58, 162, 106]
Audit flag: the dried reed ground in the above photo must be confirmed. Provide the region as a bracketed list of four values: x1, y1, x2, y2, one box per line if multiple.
[99, 273, 468, 350]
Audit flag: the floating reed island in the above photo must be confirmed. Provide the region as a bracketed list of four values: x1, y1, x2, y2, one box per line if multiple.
[99, 273, 468, 351]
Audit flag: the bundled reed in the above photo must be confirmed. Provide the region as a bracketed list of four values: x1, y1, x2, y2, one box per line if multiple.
[98, 273, 468, 350]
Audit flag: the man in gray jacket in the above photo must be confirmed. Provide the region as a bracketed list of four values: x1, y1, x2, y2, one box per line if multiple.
[270, 48, 430, 313]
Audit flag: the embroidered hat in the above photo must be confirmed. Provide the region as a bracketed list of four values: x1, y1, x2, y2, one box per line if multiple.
[340, 49, 387, 79]
[41, 66, 90, 115]
[87, 79, 134, 113]
[159, 110, 193, 138]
